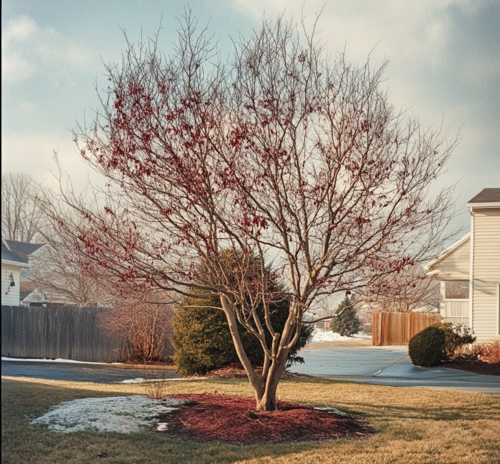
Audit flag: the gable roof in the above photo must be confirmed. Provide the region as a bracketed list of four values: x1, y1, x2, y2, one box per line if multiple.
[4, 239, 45, 262]
[19, 280, 37, 300]
[1, 238, 46, 267]
[467, 188, 500, 206]
[424, 232, 471, 272]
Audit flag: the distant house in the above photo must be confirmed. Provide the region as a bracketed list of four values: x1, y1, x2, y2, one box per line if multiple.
[425, 188, 500, 341]
[0, 238, 68, 306]
[1, 238, 44, 306]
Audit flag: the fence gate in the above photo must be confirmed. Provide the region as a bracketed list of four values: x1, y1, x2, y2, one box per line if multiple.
[372, 312, 441, 346]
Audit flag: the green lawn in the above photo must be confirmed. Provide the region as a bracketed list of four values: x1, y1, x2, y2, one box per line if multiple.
[2, 376, 500, 464]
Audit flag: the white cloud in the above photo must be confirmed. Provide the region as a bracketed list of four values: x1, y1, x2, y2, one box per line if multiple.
[230, 0, 455, 61]
[2, 16, 91, 83]
[16, 101, 36, 116]
[1, 131, 102, 194]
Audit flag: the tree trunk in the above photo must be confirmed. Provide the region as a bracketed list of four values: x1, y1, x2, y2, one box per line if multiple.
[256, 385, 277, 411]
[255, 357, 286, 411]
[220, 294, 291, 411]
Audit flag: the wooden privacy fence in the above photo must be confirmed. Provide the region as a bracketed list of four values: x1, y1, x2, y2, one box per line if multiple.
[372, 312, 441, 346]
[1, 305, 173, 362]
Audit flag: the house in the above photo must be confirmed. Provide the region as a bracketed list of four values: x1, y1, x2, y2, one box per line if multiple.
[425, 188, 500, 341]
[2, 238, 41, 306]
[1, 238, 69, 307]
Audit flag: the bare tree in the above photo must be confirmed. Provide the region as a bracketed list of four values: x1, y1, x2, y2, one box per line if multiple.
[2, 173, 47, 243]
[27, 239, 114, 307]
[43, 14, 457, 410]
[359, 266, 440, 313]
[26, 192, 114, 307]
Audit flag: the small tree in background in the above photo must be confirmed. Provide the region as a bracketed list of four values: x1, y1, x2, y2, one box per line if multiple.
[330, 297, 360, 336]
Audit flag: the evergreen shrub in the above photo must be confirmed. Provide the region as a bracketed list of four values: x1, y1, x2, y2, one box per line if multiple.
[408, 325, 446, 367]
[430, 322, 476, 357]
[329, 297, 360, 336]
[173, 293, 313, 376]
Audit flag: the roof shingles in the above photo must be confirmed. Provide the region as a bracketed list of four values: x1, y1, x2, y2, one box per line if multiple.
[468, 188, 500, 204]
[1, 239, 45, 265]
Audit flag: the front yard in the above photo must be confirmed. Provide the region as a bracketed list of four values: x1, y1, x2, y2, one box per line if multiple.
[2, 376, 499, 464]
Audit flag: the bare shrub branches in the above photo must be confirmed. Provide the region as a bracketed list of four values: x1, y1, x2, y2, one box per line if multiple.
[99, 289, 174, 363]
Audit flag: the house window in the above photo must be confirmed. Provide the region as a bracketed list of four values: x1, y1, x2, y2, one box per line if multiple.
[445, 281, 469, 299]
[443, 281, 469, 325]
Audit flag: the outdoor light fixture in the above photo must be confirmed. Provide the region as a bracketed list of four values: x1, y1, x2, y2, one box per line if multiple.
[5, 272, 15, 294]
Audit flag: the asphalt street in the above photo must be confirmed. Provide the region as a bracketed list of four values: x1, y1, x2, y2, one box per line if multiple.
[1, 360, 178, 383]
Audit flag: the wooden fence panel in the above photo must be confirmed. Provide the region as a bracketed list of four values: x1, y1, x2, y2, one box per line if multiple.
[1, 305, 173, 362]
[372, 312, 441, 346]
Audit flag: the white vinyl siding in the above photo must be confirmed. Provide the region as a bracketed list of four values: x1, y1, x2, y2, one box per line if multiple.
[471, 208, 500, 341]
[497, 284, 500, 336]
[443, 300, 469, 325]
[1, 264, 21, 306]
[432, 237, 470, 280]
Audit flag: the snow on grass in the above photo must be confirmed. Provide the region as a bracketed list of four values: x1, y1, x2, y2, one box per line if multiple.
[31, 396, 187, 434]
[122, 378, 146, 384]
[311, 330, 372, 343]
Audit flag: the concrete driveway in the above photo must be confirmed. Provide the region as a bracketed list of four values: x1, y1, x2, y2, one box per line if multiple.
[289, 344, 500, 395]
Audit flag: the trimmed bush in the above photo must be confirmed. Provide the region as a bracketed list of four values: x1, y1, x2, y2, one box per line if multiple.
[329, 297, 360, 336]
[430, 322, 476, 357]
[173, 293, 313, 376]
[408, 325, 445, 367]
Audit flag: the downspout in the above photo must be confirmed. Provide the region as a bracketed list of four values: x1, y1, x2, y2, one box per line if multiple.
[469, 207, 475, 329]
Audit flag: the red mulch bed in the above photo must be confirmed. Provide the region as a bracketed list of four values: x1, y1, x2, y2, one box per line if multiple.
[443, 357, 500, 376]
[156, 393, 374, 445]
[196, 363, 312, 380]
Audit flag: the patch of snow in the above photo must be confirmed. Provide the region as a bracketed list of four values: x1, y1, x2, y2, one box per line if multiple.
[31, 396, 186, 434]
[311, 330, 372, 343]
[120, 377, 202, 383]
[1, 357, 122, 365]
[314, 406, 350, 416]
[122, 378, 146, 384]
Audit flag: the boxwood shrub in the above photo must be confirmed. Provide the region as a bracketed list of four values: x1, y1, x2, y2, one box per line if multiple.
[408, 325, 446, 367]
[430, 322, 476, 357]
[409, 322, 476, 367]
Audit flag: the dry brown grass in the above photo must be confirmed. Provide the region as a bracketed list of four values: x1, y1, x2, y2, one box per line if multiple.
[2, 376, 500, 464]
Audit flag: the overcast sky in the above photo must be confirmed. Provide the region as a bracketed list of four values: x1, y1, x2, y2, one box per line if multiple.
[2, 0, 499, 241]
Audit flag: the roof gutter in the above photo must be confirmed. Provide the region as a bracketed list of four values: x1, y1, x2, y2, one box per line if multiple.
[466, 202, 500, 208]
[1, 259, 30, 267]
